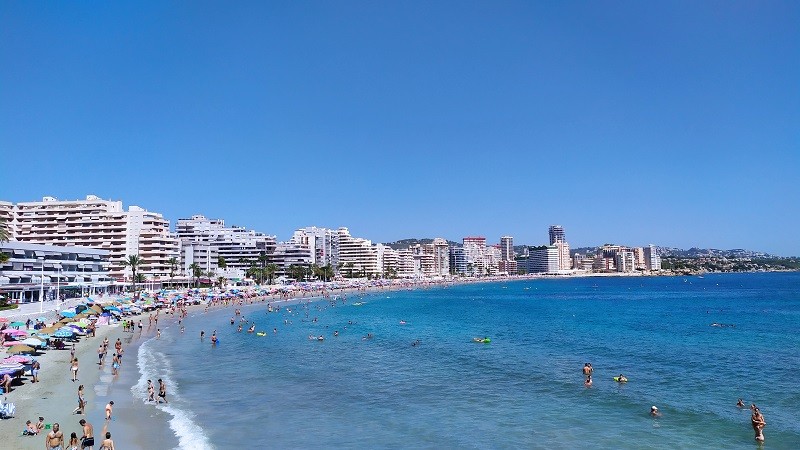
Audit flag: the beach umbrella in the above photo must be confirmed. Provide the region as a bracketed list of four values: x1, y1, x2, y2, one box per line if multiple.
[6, 344, 35, 354]
[0, 318, 8, 323]
[53, 330, 73, 339]
[38, 327, 58, 335]
[32, 333, 50, 339]
[9, 321, 25, 328]
[61, 311, 76, 318]
[2, 355, 31, 364]
[1, 329, 27, 337]
[20, 338, 46, 347]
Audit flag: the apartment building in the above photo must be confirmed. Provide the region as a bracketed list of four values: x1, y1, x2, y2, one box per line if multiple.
[336, 228, 380, 278]
[11, 195, 179, 281]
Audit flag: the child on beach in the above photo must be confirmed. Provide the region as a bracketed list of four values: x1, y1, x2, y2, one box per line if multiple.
[69, 432, 80, 450]
[70, 358, 79, 382]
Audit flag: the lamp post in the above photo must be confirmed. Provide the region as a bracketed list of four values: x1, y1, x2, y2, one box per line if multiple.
[56, 264, 61, 311]
[38, 256, 45, 313]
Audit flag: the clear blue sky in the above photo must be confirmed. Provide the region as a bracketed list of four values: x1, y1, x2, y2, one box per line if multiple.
[2, 1, 798, 255]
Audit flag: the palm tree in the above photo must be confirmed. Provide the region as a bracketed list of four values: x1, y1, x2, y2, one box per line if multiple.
[189, 263, 202, 288]
[322, 264, 334, 282]
[0, 219, 9, 243]
[257, 253, 269, 285]
[135, 273, 147, 283]
[216, 276, 226, 289]
[217, 256, 227, 270]
[246, 263, 260, 284]
[265, 263, 277, 285]
[167, 257, 178, 288]
[122, 255, 144, 298]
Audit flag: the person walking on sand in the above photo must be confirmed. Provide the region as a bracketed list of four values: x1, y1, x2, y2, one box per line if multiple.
[31, 359, 40, 383]
[105, 401, 113, 421]
[71, 358, 79, 382]
[158, 378, 168, 403]
[73, 385, 85, 414]
[80, 418, 94, 450]
[111, 353, 120, 376]
[45, 422, 64, 450]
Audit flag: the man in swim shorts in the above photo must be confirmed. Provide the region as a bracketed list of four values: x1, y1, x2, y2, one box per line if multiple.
[751, 407, 766, 441]
[158, 378, 168, 403]
[79, 419, 94, 450]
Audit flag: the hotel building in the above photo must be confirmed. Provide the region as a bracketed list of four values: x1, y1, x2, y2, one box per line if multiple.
[10, 195, 179, 282]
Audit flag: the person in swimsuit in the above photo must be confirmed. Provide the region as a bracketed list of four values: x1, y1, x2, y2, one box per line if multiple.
[751, 407, 766, 441]
[147, 380, 155, 402]
[584, 376, 592, 387]
[1, 373, 11, 393]
[45, 422, 64, 450]
[69, 432, 80, 450]
[71, 358, 79, 382]
[80, 418, 94, 450]
[31, 360, 40, 383]
[737, 398, 745, 408]
[97, 345, 105, 365]
[73, 385, 85, 414]
[111, 354, 120, 376]
[158, 378, 168, 403]
[650, 406, 661, 417]
[99, 422, 114, 450]
[105, 401, 113, 421]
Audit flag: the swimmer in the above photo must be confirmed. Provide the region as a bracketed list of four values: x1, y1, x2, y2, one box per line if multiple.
[248, 324, 255, 333]
[334, 330, 339, 337]
[584, 376, 592, 387]
[737, 398, 745, 408]
[211, 333, 218, 345]
[650, 406, 661, 417]
[237, 324, 242, 332]
[583, 363, 593, 376]
[200, 330, 205, 340]
[616, 374, 628, 383]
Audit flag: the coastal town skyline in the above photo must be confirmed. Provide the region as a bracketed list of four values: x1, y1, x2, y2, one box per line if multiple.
[2, 3, 798, 256]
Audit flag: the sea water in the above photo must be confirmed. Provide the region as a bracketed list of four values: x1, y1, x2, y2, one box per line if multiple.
[134, 272, 800, 449]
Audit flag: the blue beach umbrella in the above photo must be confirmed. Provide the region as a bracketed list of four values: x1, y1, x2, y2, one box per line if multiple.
[61, 311, 76, 318]
[53, 330, 73, 338]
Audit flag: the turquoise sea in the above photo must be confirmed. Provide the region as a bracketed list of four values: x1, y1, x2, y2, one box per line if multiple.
[134, 272, 800, 449]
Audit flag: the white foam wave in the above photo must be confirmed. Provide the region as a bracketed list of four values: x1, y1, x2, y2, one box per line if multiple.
[134, 338, 214, 450]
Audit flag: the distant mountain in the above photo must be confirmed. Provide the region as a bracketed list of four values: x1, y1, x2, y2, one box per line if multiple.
[383, 238, 460, 250]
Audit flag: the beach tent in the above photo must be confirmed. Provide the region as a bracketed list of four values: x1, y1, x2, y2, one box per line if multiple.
[6, 345, 35, 355]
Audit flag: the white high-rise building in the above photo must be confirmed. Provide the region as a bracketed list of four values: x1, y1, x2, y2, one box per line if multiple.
[432, 238, 450, 277]
[336, 228, 380, 278]
[643, 245, 661, 271]
[12, 195, 179, 281]
[548, 225, 571, 270]
[0, 201, 15, 240]
[292, 226, 337, 267]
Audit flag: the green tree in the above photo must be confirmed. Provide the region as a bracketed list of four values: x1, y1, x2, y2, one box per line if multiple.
[217, 276, 226, 288]
[217, 256, 227, 270]
[265, 263, 277, 285]
[0, 219, 9, 243]
[167, 257, 178, 287]
[122, 255, 144, 298]
[257, 253, 270, 285]
[189, 263, 202, 288]
[134, 273, 147, 283]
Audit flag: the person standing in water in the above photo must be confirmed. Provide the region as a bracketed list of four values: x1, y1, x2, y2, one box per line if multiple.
[158, 378, 168, 403]
[751, 407, 766, 441]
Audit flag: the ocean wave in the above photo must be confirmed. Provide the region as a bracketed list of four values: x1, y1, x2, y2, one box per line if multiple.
[134, 338, 214, 450]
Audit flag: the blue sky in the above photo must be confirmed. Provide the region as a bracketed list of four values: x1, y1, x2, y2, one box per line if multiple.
[2, 1, 798, 255]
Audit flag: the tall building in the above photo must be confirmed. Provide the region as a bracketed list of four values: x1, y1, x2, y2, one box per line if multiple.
[431, 238, 450, 277]
[449, 246, 467, 275]
[643, 245, 661, 271]
[292, 226, 337, 267]
[336, 228, 380, 278]
[0, 201, 14, 240]
[12, 195, 179, 281]
[500, 236, 514, 261]
[462, 236, 487, 275]
[548, 225, 570, 270]
[548, 225, 566, 245]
